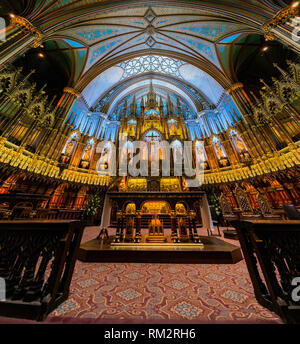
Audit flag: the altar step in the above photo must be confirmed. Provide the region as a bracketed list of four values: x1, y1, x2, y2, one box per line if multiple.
[78, 236, 243, 264]
[145, 235, 167, 243]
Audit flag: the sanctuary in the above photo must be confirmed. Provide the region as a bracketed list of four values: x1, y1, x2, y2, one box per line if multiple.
[0, 0, 299, 325]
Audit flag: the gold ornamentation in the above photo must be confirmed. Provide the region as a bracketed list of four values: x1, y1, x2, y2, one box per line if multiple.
[63, 87, 81, 98]
[10, 14, 43, 48]
[263, 2, 300, 38]
[226, 83, 244, 94]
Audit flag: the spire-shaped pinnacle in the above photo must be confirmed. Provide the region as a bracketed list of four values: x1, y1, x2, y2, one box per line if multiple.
[146, 80, 157, 108]
[250, 91, 260, 104]
[260, 78, 271, 91]
[273, 63, 288, 77]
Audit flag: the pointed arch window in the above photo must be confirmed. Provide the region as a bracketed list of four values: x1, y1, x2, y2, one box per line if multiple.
[118, 55, 184, 80]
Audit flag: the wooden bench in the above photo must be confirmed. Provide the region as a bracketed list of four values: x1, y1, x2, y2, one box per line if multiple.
[0, 220, 84, 321]
[231, 219, 300, 324]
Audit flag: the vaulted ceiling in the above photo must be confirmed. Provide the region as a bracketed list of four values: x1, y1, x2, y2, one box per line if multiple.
[3, 0, 297, 112]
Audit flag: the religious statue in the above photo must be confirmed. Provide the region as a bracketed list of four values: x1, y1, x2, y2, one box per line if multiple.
[176, 203, 186, 215]
[235, 137, 246, 153]
[128, 123, 136, 137]
[215, 142, 226, 160]
[169, 120, 178, 136]
[126, 203, 136, 214]
[82, 144, 93, 161]
[65, 138, 76, 156]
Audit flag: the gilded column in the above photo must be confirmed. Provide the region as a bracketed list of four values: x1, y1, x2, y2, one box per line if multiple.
[262, 2, 300, 53]
[234, 119, 261, 159]
[227, 84, 276, 157]
[43, 87, 80, 159]
[215, 118, 240, 165]
[226, 83, 252, 121]
[0, 15, 43, 66]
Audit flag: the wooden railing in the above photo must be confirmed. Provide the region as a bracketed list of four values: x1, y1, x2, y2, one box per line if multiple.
[0, 220, 84, 321]
[36, 209, 84, 220]
[0, 207, 83, 221]
[232, 220, 300, 324]
[0, 193, 84, 221]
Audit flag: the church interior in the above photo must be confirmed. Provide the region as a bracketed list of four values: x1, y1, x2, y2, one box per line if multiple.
[0, 0, 300, 325]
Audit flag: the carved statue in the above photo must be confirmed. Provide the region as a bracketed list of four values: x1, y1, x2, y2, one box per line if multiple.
[215, 143, 226, 159]
[235, 137, 246, 153]
[128, 124, 135, 137]
[65, 139, 76, 156]
[82, 144, 93, 161]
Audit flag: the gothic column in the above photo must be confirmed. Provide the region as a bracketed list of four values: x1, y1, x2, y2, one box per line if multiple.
[233, 119, 260, 159]
[215, 118, 240, 165]
[56, 87, 81, 126]
[227, 84, 277, 157]
[43, 87, 80, 159]
[18, 119, 39, 148]
[226, 83, 252, 120]
[0, 15, 43, 66]
[262, 3, 300, 54]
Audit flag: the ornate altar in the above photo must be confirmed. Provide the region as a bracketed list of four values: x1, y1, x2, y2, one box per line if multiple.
[79, 191, 242, 264]
[99, 191, 214, 244]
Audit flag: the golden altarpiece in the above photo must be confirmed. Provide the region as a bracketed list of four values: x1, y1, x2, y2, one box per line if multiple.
[99, 83, 213, 246]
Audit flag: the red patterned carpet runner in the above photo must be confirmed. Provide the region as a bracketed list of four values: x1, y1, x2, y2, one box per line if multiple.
[48, 227, 281, 323]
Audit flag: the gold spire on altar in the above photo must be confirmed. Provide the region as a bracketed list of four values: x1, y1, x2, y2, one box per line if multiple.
[146, 80, 158, 109]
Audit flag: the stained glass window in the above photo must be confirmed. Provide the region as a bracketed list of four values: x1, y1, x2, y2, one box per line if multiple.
[144, 130, 162, 142]
[118, 55, 184, 79]
[144, 108, 160, 119]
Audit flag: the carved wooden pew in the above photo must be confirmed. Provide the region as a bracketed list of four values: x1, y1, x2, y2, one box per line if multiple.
[231, 220, 300, 324]
[0, 220, 84, 321]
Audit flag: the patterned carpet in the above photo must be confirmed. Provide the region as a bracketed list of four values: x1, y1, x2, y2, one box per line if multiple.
[48, 226, 282, 323]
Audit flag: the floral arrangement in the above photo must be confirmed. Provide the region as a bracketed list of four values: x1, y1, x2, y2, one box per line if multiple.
[209, 190, 222, 217]
[82, 192, 103, 220]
